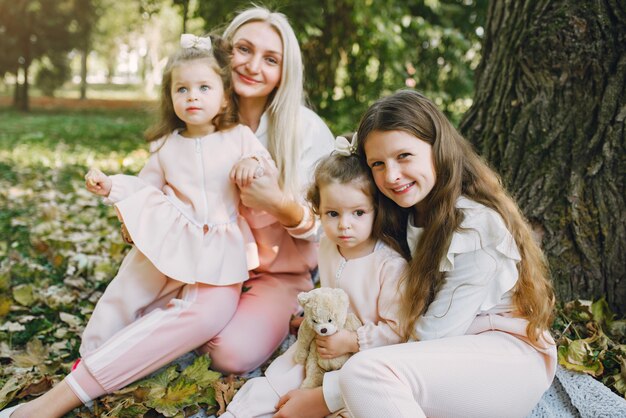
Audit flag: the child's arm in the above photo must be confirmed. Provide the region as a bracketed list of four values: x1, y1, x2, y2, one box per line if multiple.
[315, 329, 359, 359]
[85, 168, 112, 197]
[354, 255, 406, 350]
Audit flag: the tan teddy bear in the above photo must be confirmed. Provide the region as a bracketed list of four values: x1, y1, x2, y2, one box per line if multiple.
[294, 287, 362, 388]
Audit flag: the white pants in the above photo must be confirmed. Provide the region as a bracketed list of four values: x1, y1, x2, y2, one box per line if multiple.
[339, 331, 554, 418]
[223, 344, 349, 418]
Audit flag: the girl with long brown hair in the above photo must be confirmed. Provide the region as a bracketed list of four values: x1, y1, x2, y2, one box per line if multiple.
[337, 89, 557, 417]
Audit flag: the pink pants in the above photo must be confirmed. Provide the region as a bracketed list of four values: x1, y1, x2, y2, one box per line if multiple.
[66, 266, 312, 402]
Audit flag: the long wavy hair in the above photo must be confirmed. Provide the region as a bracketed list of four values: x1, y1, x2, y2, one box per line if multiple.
[145, 35, 237, 142]
[356, 90, 554, 345]
[223, 6, 304, 197]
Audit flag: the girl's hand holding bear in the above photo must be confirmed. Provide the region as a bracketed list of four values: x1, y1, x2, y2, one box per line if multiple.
[315, 329, 359, 359]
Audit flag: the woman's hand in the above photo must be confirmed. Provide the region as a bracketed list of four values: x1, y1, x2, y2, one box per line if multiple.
[274, 387, 330, 418]
[238, 158, 282, 212]
[289, 314, 304, 335]
[85, 168, 112, 197]
[315, 329, 359, 359]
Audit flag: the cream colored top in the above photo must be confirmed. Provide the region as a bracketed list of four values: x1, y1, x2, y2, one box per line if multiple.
[407, 196, 521, 340]
[318, 236, 405, 350]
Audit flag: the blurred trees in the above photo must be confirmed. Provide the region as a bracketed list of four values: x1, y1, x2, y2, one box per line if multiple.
[197, 0, 487, 133]
[0, 0, 96, 110]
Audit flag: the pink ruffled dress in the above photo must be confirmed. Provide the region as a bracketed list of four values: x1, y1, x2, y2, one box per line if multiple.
[106, 124, 272, 285]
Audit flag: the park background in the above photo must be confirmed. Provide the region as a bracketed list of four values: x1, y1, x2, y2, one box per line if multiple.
[0, 0, 624, 416]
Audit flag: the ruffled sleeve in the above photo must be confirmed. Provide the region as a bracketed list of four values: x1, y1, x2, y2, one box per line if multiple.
[105, 136, 168, 204]
[412, 197, 521, 341]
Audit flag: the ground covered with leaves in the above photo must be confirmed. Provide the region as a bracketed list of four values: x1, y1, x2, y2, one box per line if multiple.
[0, 108, 624, 417]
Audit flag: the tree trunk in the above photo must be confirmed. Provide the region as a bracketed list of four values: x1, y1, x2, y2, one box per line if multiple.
[80, 48, 88, 100]
[15, 63, 30, 112]
[460, 0, 626, 313]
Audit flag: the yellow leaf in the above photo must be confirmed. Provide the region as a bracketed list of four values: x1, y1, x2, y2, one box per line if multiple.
[13, 284, 35, 306]
[11, 338, 49, 368]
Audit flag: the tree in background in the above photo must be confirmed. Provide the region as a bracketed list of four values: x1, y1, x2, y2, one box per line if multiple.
[460, 0, 626, 313]
[197, 0, 486, 133]
[0, 0, 96, 109]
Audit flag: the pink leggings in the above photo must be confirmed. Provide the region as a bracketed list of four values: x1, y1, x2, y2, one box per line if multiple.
[66, 272, 312, 402]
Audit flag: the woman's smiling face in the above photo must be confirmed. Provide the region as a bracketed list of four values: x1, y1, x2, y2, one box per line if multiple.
[230, 21, 283, 100]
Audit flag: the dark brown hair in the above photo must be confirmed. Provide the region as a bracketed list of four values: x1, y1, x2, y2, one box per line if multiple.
[356, 90, 554, 344]
[307, 136, 378, 227]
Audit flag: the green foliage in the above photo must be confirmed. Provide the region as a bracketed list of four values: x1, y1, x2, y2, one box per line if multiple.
[35, 55, 71, 97]
[554, 299, 626, 398]
[196, 0, 487, 132]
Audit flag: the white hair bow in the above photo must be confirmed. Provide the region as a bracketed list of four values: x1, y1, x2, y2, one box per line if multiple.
[180, 34, 212, 51]
[334, 134, 357, 156]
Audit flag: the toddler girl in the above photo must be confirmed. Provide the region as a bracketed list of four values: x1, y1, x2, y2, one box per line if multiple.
[222, 136, 408, 418]
[80, 33, 273, 356]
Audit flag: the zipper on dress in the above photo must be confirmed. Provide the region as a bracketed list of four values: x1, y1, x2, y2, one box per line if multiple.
[196, 138, 210, 232]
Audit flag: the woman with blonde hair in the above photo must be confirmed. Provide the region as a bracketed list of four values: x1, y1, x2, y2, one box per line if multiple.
[0, 6, 333, 418]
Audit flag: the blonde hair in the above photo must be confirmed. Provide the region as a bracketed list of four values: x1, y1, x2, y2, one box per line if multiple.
[356, 90, 555, 345]
[145, 35, 237, 142]
[223, 6, 303, 197]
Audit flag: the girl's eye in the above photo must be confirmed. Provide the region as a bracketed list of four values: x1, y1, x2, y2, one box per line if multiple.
[237, 45, 250, 54]
[355, 210, 365, 216]
[265, 56, 279, 65]
[200, 85, 210, 92]
[177, 87, 187, 93]
[326, 211, 339, 217]
[398, 152, 412, 160]
[370, 161, 383, 168]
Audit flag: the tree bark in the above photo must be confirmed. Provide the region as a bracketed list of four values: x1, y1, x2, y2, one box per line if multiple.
[80, 49, 88, 100]
[460, 0, 626, 313]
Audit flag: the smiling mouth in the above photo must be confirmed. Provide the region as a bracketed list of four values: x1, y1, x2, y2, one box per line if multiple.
[236, 72, 261, 84]
[392, 182, 415, 194]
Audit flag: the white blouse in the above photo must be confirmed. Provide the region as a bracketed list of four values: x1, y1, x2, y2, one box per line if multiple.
[408, 196, 521, 340]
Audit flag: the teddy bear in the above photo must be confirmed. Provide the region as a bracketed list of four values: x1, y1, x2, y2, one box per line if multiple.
[294, 287, 362, 388]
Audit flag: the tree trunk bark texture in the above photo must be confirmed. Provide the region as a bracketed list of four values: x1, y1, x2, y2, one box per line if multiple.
[460, 0, 626, 313]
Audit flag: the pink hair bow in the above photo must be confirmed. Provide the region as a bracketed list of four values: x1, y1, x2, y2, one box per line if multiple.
[180, 34, 212, 51]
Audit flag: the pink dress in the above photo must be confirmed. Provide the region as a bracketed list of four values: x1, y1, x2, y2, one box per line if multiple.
[109, 124, 271, 285]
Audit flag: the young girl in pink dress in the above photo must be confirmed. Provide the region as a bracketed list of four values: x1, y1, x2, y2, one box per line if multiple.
[222, 137, 407, 418]
[78, 33, 273, 357]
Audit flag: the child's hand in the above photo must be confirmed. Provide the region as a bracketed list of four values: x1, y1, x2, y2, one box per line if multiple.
[230, 157, 263, 188]
[85, 168, 112, 196]
[315, 329, 358, 359]
[289, 314, 304, 335]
